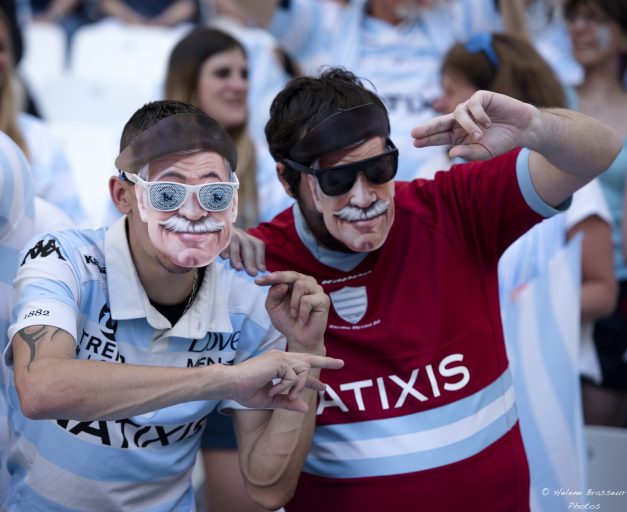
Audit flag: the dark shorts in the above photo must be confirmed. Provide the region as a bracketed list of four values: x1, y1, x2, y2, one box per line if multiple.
[593, 280, 627, 390]
[200, 409, 238, 450]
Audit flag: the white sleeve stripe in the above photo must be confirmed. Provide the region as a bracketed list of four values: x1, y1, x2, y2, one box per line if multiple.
[8, 299, 78, 345]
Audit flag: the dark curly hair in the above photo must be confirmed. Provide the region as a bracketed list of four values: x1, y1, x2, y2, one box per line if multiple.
[264, 68, 389, 198]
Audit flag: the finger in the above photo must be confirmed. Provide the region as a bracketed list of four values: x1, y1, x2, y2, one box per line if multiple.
[252, 237, 267, 272]
[410, 113, 455, 140]
[239, 234, 261, 277]
[268, 365, 298, 396]
[227, 234, 243, 270]
[255, 270, 308, 287]
[268, 394, 309, 413]
[413, 132, 455, 148]
[453, 102, 483, 140]
[449, 141, 493, 161]
[299, 354, 344, 370]
[305, 375, 327, 392]
[288, 366, 309, 400]
[466, 92, 492, 129]
[290, 277, 318, 319]
[264, 282, 291, 312]
[297, 292, 329, 326]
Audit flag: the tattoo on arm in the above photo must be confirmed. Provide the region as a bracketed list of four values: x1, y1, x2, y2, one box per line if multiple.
[19, 326, 64, 371]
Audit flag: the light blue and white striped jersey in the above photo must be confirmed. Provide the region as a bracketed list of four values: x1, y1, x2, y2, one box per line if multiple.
[497, 179, 612, 511]
[500, 237, 586, 512]
[18, 113, 87, 227]
[0, 131, 72, 503]
[4, 217, 284, 511]
[268, 0, 501, 181]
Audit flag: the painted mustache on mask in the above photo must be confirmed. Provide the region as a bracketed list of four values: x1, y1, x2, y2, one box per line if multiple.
[333, 199, 389, 222]
[159, 214, 225, 233]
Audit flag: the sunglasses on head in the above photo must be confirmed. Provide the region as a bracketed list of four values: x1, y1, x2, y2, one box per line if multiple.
[284, 139, 398, 196]
[120, 171, 239, 212]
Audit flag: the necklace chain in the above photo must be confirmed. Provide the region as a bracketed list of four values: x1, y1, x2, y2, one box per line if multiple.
[183, 270, 199, 314]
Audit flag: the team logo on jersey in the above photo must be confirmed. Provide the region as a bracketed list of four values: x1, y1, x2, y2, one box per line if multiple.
[98, 304, 117, 341]
[21, 239, 65, 265]
[330, 286, 368, 324]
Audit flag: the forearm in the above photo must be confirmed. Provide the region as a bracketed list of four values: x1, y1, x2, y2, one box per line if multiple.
[151, 0, 196, 25]
[16, 356, 229, 421]
[582, 281, 618, 322]
[39, 0, 80, 21]
[237, 334, 325, 509]
[239, 382, 319, 510]
[100, 0, 145, 22]
[498, 0, 530, 40]
[526, 108, 622, 180]
[216, 0, 279, 27]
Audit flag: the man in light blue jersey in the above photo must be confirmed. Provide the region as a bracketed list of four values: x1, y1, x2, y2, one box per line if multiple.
[4, 100, 343, 511]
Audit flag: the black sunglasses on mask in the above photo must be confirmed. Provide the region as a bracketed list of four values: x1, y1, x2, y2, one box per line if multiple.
[284, 139, 398, 196]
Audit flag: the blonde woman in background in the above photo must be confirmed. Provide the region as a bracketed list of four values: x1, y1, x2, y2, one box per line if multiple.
[165, 26, 260, 230]
[165, 26, 268, 512]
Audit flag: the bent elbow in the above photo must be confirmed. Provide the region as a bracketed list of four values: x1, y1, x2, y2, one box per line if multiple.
[15, 375, 52, 419]
[603, 280, 620, 317]
[246, 483, 295, 511]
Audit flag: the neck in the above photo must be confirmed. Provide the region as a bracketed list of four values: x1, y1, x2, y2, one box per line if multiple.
[579, 58, 625, 97]
[125, 218, 200, 305]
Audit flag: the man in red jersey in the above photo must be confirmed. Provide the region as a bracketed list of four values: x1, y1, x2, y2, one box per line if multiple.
[223, 68, 620, 511]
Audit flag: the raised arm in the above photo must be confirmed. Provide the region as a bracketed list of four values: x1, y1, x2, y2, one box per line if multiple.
[149, 0, 196, 26]
[213, 0, 279, 27]
[412, 90, 622, 207]
[498, 0, 530, 40]
[99, 0, 147, 24]
[231, 271, 331, 510]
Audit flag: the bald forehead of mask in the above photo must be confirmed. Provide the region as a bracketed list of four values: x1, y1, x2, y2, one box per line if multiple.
[116, 113, 237, 174]
[288, 103, 390, 165]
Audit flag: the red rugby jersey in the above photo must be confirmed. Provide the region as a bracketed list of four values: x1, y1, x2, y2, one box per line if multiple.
[250, 150, 540, 511]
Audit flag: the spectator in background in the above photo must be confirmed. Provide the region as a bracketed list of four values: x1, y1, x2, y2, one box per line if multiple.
[165, 27, 290, 230]
[219, 0, 530, 181]
[430, 31, 617, 509]
[495, 0, 584, 86]
[98, 0, 198, 26]
[564, 0, 627, 427]
[0, 131, 73, 502]
[27, 0, 97, 41]
[0, 6, 86, 225]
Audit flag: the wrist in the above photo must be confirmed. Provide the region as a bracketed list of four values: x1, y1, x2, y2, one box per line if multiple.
[286, 338, 326, 356]
[202, 363, 233, 400]
[524, 104, 551, 152]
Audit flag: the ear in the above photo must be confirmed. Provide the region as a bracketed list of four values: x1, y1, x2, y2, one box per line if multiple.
[109, 176, 133, 215]
[276, 163, 296, 198]
[306, 175, 324, 213]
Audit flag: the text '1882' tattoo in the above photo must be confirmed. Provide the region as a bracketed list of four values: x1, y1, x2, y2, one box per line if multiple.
[20, 325, 64, 371]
